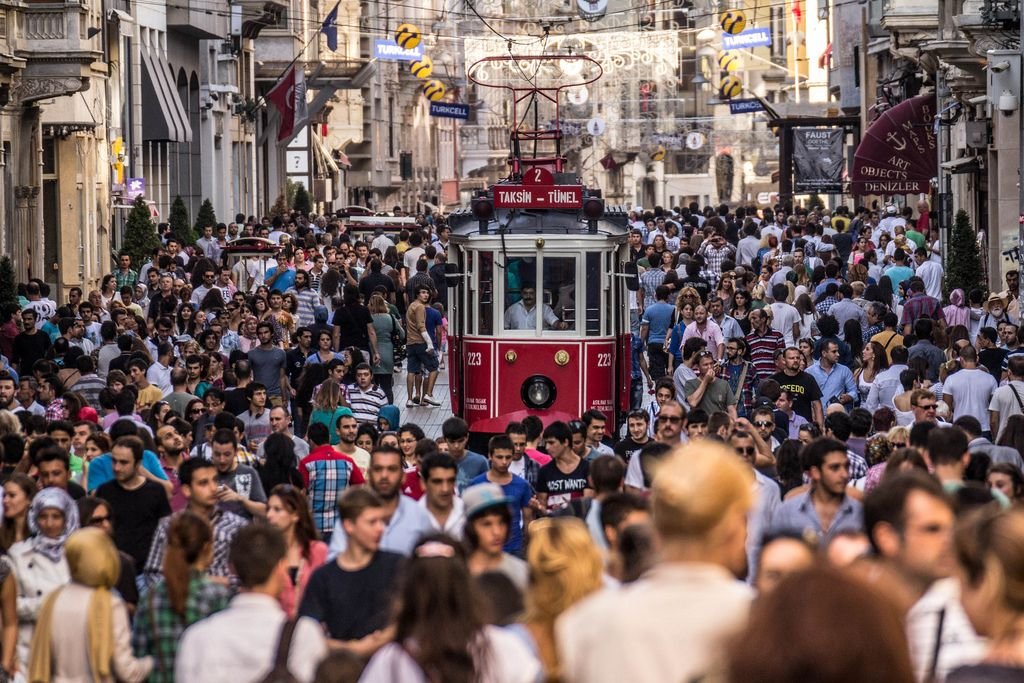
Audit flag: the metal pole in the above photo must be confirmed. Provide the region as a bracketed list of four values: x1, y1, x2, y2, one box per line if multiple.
[1018, 2, 1024, 262]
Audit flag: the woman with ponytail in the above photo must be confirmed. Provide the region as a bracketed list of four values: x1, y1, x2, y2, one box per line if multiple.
[27, 527, 152, 682]
[130, 512, 229, 683]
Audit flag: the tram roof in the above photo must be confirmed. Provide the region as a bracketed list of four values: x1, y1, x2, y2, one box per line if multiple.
[447, 206, 631, 240]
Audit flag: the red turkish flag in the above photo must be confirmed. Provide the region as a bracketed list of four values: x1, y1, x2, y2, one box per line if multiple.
[267, 65, 306, 141]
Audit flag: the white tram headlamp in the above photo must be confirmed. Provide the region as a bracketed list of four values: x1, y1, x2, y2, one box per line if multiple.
[521, 375, 557, 410]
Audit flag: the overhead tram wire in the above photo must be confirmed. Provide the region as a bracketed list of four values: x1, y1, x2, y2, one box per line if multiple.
[129, 0, 871, 43]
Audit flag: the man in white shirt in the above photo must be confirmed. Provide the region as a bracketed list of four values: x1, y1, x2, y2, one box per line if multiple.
[768, 284, 801, 347]
[942, 346, 997, 425]
[504, 286, 567, 330]
[913, 247, 944, 300]
[176, 525, 328, 683]
[873, 204, 906, 245]
[558, 440, 753, 683]
[736, 223, 761, 267]
[418, 452, 466, 539]
[989, 354, 1024, 439]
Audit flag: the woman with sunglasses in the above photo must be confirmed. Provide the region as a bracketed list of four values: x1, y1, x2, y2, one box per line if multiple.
[266, 485, 326, 619]
[76, 497, 139, 615]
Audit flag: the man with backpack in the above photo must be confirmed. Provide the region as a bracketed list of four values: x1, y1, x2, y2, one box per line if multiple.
[176, 525, 327, 682]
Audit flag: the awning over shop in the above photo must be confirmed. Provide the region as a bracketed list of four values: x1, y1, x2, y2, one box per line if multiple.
[851, 93, 936, 197]
[140, 48, 192, 143]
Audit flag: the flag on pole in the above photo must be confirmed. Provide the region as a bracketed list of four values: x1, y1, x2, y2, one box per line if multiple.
[267, 65, 307, 141]
[321, 1, 340, 51]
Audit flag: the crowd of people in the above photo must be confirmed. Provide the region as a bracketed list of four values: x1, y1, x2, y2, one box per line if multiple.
[0, 201, 1016, 681]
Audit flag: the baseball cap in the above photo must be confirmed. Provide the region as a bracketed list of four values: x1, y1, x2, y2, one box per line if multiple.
[463, 482, 512, 519]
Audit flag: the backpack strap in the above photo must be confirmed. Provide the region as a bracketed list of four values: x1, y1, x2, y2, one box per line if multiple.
[272, 618, 299, 672]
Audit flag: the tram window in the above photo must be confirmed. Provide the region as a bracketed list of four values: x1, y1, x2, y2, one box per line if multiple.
[544, 256, 576, 332]
[585, 253, 601, 336]
[502, 255, 576, 332]
[478, 252, 493, 335]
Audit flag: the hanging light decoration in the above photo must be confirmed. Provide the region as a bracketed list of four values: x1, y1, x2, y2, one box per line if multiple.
[719, 74, 743, 99]
[718, 51, 742, 72]
[410, 56, 433, 79]
[395, 23, 422, 49]
[423, 80, 446, 101]
[719, 9, 746, 34]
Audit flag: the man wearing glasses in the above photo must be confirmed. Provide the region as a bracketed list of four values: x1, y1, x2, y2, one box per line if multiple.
[910, 389, 940, 424]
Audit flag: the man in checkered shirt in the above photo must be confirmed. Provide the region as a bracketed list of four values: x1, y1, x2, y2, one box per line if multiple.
[696, 230, 736, 288]
[298, 421, 366, 541]
[142, 457, 247, 588]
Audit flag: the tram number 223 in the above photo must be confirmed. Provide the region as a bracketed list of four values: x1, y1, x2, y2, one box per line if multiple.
[467, 352, 484, 366]
[596, 353, 612, 368]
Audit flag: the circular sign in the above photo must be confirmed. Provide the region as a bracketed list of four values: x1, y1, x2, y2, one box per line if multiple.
[587, 117, 606, 136]
[523, 167, 554, 185]
[554, 350, 570, 366]
[567, 86, 589, 105]
[685, 131, 706, 150]
[577, 0, 608, 21]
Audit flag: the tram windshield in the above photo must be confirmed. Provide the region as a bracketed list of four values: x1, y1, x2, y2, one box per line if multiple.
[502, 256, 577, 332]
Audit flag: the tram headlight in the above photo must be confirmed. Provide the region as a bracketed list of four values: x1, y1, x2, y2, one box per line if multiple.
[521, 375, 557, 410]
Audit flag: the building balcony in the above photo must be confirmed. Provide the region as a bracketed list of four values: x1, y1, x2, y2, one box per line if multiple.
[15, 4, 101, 103]
[880, 0, 940, 35]
[169, 0, 230, 39]
[230, 0, 288, 13]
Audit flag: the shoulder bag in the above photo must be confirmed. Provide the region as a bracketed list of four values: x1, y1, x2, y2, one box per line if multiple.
[258, 618, 300, 683]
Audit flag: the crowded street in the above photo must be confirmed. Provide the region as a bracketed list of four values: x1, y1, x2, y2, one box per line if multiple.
[0, 0, 1023, 679]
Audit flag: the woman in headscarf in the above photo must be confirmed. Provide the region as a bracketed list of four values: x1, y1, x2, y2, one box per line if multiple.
[28, 527, 152, 683]
[944, 288, 972, 332]
[9, 488, 78, 671]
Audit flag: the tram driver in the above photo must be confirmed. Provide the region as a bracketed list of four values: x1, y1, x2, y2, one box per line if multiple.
[504, 285, 569, 330]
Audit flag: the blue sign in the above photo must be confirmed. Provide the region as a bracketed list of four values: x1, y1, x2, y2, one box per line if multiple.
[372, 39, 424, 61]
[722, 27, 772, 50]
[429, 102, 470, 120]
[729, 98, 765, 114]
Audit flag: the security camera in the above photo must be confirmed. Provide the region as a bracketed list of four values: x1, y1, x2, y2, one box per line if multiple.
[989, 61, 1011, 73]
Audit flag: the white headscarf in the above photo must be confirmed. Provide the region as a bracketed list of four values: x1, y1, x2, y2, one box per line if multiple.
[28, 487, 79, 563]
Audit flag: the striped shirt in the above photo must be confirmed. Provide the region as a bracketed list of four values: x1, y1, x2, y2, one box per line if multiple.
[346, 383, 388, 424]
[745, 328, 785, 379]
[289, 286, 322, 327]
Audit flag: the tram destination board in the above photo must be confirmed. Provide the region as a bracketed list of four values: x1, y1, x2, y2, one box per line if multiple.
[492, 184, 584, 209]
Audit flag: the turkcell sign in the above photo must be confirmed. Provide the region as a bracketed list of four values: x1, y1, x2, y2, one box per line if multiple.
[372, 39, 424, 61]
[722, 27, 772, 49]
[493, 184, 583, 209]
[429, 102, 470, 120]
[729, 98, 765, 114]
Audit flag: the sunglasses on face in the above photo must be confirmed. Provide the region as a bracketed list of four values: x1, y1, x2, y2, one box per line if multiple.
[753, 420, 774, 428]
[658, 415, 683, 424]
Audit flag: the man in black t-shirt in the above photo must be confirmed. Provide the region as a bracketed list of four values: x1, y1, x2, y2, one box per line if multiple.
[536, 421, 591, 513]
[358, 259, 396, 304]
[770, 347, 824, 429]
[96, 435, 172, 573]
[299, 487, 403, 646]
[977, 326, 1008, 379]
[613, 410, 651, 466]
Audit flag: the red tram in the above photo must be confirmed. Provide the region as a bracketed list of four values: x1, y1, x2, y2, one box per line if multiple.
[445, 55, 637, 438]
